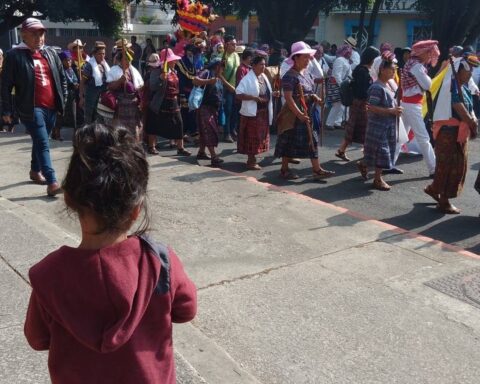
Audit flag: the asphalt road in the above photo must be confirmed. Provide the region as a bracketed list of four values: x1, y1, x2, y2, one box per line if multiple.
[164, 129, 480, 254]
[20, 124, 479, 254]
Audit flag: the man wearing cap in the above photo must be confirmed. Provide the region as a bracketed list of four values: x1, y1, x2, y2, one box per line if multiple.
[79, 41, 110, 124]
[1, 18, 67, 196]
[399, 40, 440, 177]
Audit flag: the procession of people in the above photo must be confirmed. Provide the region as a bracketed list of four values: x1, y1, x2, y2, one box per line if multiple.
[1, 17, 480, 215]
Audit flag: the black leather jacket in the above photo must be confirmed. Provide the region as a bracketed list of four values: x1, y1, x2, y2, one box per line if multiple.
[1, 46, 67, 122]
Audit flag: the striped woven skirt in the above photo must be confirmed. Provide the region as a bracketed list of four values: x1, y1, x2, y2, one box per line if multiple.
[197, 104, 220, 148]
[430, 126, 467, 199]
[237, 109, 270, 155]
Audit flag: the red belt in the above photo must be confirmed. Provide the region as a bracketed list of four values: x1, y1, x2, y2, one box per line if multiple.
[402, 94, 424, 104]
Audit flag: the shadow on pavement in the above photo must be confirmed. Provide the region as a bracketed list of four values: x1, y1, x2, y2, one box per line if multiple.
[0, 181, 33, 192]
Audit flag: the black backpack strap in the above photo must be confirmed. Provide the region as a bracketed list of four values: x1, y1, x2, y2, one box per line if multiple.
[139, 234, 170, 295]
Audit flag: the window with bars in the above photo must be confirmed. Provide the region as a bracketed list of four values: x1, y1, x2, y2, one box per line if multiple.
[59, 29, 100, 37]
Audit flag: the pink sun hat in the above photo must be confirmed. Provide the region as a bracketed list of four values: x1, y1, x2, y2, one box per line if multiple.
[158, 48, 182, 64]
[284, 41, 316, 66]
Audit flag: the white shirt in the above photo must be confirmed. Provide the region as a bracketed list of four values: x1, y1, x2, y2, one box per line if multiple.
[350, 50, 360, 71]
[473, 66, 480, 86]
[307, 58, 323, 81]
[332, 56, 351, 85]
[323, 54, 336, 66]
[236, 70, 273, 124]
[403, 63, 431, 97]
[468, 77, 479, 95]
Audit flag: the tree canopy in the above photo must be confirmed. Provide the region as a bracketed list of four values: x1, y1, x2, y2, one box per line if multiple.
[2, 0, 479, 57]
[0, 0, 123, 36]
[414, 0, 480, 58]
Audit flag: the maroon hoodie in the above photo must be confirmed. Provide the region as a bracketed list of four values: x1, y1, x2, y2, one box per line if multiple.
[24, 236, 197, 384]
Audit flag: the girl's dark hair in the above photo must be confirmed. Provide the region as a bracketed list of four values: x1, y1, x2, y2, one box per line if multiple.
[360, 46, 380, 66]
[251, 55, 265, 66]
[62, 124, 150, 235]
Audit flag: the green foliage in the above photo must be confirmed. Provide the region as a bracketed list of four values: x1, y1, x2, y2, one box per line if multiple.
[138, 15, 155, 24]
[0, 0, 123, 36]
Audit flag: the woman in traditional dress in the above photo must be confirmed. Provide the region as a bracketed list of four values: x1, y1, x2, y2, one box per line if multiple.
[325, 44, 352, 130]
[424, 54, 479, 214]
[357, 53, 403, 191]
[80, 41, 109, 124]
[274, 42, 335, 180]
[236, 55, 273, 170]
[335, 46, 380, 161]
[195, 58, 235, 166]
[144, 48, 191, 156]
[107, 39, 144, 142]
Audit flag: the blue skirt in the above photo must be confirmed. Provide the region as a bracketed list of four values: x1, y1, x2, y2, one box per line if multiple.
[363, 118, 396, 169]
[274, 120, 318, 159]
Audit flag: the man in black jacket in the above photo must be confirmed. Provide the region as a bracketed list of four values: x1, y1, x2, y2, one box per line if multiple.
[1, 18, 67, 196]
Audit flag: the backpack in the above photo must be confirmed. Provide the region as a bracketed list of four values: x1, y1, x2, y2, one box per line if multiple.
[339, 76, 354, 107]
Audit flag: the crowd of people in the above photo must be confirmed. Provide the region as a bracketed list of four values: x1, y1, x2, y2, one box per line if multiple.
[1, 18, 480, 214]
[1, 15, 480, 384]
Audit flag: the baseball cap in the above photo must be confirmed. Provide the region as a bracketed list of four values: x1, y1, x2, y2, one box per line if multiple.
[21, 18, 46, 32]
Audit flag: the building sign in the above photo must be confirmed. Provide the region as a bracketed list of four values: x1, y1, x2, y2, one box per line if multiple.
[332, 0, 417, 14]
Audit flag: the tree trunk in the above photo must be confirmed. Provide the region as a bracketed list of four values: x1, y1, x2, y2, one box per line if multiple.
[255, 0, 325, 48]
[367, 0, 384, 46]
[357, 0, 368, 52]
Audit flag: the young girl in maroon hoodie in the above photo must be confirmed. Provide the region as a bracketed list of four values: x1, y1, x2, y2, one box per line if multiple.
[24, 123, 197, 384]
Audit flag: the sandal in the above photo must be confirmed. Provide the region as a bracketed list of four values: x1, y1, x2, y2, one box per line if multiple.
[373, 179, 391, 191]
[177, 148, 192, 156]
[313, 169, 335, 179]
[424, 185, 440, 202]
[196, 152, 211, 160]
[147, 147, 159, 155]
[288, 158, 301, 165]
[247, 163, 262, 170]
[280, 169, 299, 180]
[437, 203, 460, 214]
[335, 150, 350, 162]
[357, 161, 368, 180]
[211, 156, 224, 166]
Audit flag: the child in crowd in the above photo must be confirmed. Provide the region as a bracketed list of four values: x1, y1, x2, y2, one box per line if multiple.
[24, 123, 197, 383]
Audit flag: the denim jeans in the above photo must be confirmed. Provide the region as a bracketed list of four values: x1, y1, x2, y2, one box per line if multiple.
[24, 107, 57, 184]
[223, 90, 236, 135]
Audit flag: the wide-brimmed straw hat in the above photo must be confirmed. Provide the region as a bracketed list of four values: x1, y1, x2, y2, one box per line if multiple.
[344, 36, 357, 48]
[158, 48, 182, 64]
[147, 53, 161, 67]
[289, 41, 316, 59]
[68, 39, 86, 51]
[115, 38, 132, 50]
[235, 45, 246, 54]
